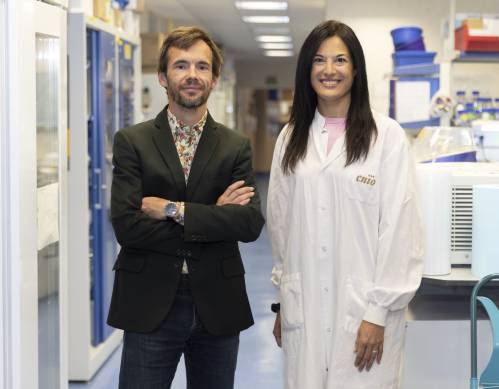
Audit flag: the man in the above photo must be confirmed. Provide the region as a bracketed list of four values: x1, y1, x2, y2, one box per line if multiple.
[107, 26, 265, 389]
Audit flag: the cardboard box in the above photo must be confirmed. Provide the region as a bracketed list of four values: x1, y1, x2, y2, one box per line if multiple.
[463, 18, 484, 30]
[127, 0, 145, 12]
[93, 0, 112, 22]
[141, 32, 168, 72]
[112, 7, 124, 30]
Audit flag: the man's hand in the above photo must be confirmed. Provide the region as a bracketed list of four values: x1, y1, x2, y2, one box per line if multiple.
[354, 320, 384, 372]
[216, 180, 255, 206]
[273, 312, 282, 348]
[142, 197, 168, 220]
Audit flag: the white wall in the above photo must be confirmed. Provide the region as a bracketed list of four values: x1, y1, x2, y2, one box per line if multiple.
[235, 58, 296, 89]
[326, 0, 499, 114]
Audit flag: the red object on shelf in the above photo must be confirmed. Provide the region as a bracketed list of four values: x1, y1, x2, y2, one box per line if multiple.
[455, 25, 499, 52]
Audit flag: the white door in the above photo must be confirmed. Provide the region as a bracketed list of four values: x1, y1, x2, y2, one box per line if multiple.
[2, 1, 68, 388]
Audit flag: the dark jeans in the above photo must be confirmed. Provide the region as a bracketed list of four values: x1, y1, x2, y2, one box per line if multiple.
[119, 276, 240, 389]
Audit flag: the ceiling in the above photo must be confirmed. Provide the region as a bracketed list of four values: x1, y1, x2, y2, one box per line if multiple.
[143, 0, 326, 59]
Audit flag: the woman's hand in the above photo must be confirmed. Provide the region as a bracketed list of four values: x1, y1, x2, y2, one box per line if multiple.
[354, 320, 384, 372]
[273, 312, 282, 347]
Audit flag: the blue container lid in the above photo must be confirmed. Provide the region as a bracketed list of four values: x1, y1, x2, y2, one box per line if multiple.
[457, 90, 466, 95]
[465, 103, 475, 109]
[390, 26, 423, 45]
[472, 90, 480, 95]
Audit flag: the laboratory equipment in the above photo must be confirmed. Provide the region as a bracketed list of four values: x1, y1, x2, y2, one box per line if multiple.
[473, 121, 499, 161]
[413, 126, 477, 163]
[416, 163, 499, 274]
[472, 185, 499, 278]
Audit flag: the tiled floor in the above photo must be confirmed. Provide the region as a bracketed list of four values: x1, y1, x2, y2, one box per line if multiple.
[69, 176, 284, 389]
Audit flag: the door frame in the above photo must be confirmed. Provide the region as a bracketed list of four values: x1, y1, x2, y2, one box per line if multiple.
[2, 1, 68, 388]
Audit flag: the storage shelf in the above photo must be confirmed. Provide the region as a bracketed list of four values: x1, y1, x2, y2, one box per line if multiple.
[393, 63, 440, 76]
[453, 52, 499, 63]
[399, 118, 440, 130]
[423, 266, 499, 286]
[68, 12, 140, 46]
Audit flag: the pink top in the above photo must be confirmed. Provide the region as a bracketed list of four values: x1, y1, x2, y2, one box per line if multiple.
[324, 117, 346, 154]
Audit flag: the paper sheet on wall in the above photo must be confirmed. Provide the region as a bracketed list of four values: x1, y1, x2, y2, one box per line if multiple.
[37, 183, 59, 251]
[395, 81, 431, 123]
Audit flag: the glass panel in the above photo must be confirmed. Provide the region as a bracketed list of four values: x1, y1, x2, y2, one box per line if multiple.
[35, 34, 60, 389]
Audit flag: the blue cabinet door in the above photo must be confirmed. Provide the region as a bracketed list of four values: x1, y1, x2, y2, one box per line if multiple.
[88, 29, 118, 346]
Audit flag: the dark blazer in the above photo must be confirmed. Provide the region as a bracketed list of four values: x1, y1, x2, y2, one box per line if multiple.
[107, 108, 265, 335]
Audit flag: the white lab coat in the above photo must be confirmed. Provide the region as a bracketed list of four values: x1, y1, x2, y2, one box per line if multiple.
[267, 110, 424, 389]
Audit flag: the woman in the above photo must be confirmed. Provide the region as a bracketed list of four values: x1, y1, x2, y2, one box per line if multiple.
[267, 20, 423, 389]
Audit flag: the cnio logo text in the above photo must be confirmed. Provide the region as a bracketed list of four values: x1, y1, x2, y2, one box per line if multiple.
[356, 174, 376, 186]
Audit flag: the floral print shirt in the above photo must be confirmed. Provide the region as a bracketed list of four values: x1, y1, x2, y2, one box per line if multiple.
[167, 108, 207, 273]
[166, 107, 207, 226]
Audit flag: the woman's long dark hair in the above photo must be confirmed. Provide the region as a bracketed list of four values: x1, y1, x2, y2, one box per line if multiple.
[282, 20, 377, 174]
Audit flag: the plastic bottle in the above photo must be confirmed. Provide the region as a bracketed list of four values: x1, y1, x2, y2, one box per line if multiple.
[455, 91, 466, 110]
[475, 97, 485, 116]
[457, 108, 475, 127]
[472, 90, 480, 107]
[494, 98, 499, 108]
[483, 98, 493, 109]
[481, 108, 495, 121]
[452, 91, 467, 125]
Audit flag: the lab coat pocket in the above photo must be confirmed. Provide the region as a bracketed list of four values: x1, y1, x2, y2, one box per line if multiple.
[279, 272, 304, 330]
[343, 277, 370, 334]
[344, 171, 379, 205]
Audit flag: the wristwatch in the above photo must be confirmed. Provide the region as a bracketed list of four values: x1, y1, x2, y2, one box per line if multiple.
[164, 201, 179, 218]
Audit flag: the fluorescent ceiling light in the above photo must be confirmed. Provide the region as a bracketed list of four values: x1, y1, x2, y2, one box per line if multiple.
[235, 1, 288, 10]
[260, 42, 293, 50]
[264, 50, 294, 57]
[242, 15, 289, 23]
[256, 35, 292, 43]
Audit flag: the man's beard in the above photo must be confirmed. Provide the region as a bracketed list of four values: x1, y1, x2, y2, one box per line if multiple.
[167, 79, 211, 109]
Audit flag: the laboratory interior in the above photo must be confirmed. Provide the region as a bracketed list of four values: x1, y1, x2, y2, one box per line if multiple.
[2, 0, 499, 388]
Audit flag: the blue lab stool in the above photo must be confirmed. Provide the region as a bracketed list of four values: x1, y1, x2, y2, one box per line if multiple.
[470, 273, 499, 389]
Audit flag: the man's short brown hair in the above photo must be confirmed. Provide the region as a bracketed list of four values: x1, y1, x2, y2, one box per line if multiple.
[157, 26, 223, 79]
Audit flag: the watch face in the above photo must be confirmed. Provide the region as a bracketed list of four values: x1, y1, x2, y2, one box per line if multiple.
[166, 202, 178, 217]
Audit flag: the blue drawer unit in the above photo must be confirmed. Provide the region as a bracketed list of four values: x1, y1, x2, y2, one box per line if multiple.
[87, 28, 118, 346]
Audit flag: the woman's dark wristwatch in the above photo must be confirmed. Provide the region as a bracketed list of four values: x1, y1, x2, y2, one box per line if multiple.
[271, 303, 280, 313]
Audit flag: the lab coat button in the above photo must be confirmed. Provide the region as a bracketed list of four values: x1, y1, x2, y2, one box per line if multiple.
[324, 287, 329, 292]
[321, 246, 327, 252]
[327, 328, 332, 333]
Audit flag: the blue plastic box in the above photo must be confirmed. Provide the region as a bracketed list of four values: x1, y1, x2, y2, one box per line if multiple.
[392, 51, 436, 67]
[391, 27, 422, 46]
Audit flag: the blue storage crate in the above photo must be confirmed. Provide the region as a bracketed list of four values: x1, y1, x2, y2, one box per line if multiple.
[392, 51, 436, 67]
[391, 26, 422, 46]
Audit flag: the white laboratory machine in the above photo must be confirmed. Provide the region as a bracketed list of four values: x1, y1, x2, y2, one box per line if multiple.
[416, 162, 499, 275]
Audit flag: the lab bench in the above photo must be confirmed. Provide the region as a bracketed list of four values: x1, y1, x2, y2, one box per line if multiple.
[402, 266, 496, 389]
